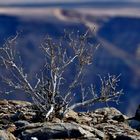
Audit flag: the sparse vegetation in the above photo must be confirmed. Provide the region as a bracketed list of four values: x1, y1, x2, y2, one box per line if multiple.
[0, 30, 123, 119]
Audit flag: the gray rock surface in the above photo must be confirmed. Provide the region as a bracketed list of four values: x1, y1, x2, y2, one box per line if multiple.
[15, 120, 30, 127]
[21, 122, 95, 139]
[0, 100, 140, 140]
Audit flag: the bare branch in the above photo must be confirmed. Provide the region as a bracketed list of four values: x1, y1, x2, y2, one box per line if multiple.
[0, 30, 123, 120]
[66, 74, 123, 112]
[66, 91, 123, 113]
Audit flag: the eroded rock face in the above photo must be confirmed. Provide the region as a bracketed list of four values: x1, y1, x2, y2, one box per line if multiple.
[0, 100, 140, 140]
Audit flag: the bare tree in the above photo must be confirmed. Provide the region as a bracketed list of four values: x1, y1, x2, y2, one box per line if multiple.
[0, 30, 123, 119]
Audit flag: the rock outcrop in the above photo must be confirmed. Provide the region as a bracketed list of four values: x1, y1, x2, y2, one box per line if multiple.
[0, 100, 140, 140]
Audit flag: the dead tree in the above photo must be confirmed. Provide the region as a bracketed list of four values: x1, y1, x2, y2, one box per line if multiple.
[0, 30, 123, 119]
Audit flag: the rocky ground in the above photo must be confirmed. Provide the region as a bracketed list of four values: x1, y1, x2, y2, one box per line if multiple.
[0, 100, 140, 140]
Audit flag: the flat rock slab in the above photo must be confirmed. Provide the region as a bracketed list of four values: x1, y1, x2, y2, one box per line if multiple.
[21, 122, 96, 140]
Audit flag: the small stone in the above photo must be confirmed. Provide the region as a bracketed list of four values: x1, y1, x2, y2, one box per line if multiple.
[0, 100, 8, 105]
[92, 117, 98, 124]
[14, 120, 30, 128]
[52, 118, 61, 123]
[10, 110, 24, 121]
[78, 126, 96, 138]
[112, 115, 125, 122]
[0, 130, 16, 140]
[8, 100, 32, 106]
[64, 109, 79, 122]
[65, 109, 78, 118]
[81, 124, 106, 138]
[6, 124, 16, 133]
[31, 137, 38, 140]
[77, 116, 92, 124]
[95, 107, 122, 117]
[0, 117, 10, 125]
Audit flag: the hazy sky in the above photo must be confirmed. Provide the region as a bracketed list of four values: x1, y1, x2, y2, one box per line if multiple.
[0, 0, 140, 4]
